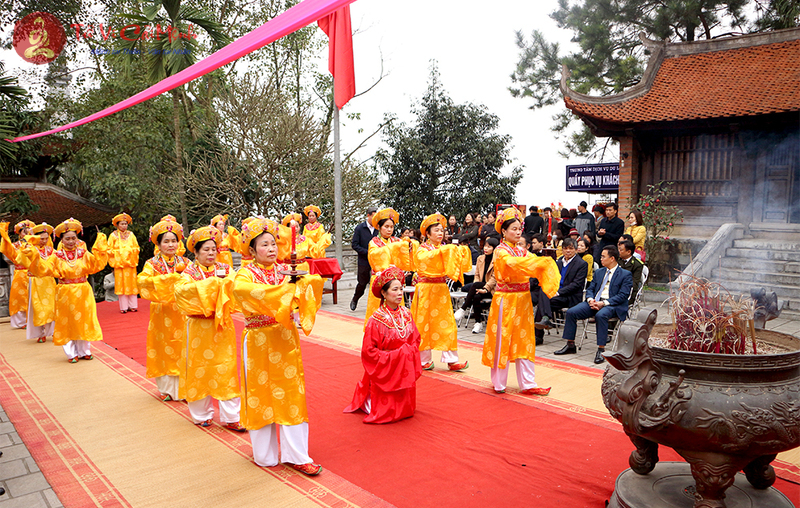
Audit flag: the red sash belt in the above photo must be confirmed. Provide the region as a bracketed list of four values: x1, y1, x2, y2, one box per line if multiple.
[245, 314, 278, 329]
[14, 265, 26, 270]
[187, 314, 214, 320]
[218, 246, 229, 252]
[59, 277, 87, 285]
[497, 282, 530, 293]
[416, 276, 447, 284]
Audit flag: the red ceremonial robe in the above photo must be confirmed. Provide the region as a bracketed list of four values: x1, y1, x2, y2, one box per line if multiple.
[344, 304, 422, 424]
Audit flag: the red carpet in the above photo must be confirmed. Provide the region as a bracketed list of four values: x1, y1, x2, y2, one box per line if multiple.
[96, 301, 800, 507]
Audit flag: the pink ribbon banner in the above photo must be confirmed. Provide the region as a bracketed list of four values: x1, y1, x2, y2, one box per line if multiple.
[10, 0, 355, 143]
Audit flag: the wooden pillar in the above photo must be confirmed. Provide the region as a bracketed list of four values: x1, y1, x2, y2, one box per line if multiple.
[618, 135, 639, 218]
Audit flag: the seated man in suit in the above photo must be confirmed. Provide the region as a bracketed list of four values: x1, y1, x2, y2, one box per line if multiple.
[535, 238, 587, 344]
[554, 245, 633, 364]
[617, 238, 644, 306]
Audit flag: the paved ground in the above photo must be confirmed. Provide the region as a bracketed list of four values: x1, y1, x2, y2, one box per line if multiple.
[2, 285, 799, 507]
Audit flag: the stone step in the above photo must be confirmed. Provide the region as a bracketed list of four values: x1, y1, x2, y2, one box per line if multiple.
[711, 267, 800, 287]
[705, 277, 800, 299]
[732, 239, 800, 251]
[720, 257, 800, 274]
[725, 248, 800, 262]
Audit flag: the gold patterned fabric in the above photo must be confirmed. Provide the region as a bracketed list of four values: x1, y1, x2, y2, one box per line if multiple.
[174, 262, 239, 403]
[20, 235, 108, 345]
[138, 255, 190, 379]
[0, 225, 29, 316]
[233, 262, 324, 429]
[108, 230, 139, 295]
[482, 241, 560, 369]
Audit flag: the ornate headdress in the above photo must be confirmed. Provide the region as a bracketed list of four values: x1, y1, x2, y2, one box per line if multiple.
[149, 219, 184, 244]
[371, 208, 400, 229]
[186, 226, 222, 253]
[210, 214, 228, 227]
[420, 213, 446, 237]
[31, 222, 54, 235]
[303, 205, 321, 218]
[371, 266, 405, 298]
[54, 218, 83, 238]
[14, 220, 35, 235]
[241, 218, 280, 251]
[112, 213, 132, 226]
[281, 213, 302, 227]
[161, 214, 178, 222]
[495, 207, 523, 234]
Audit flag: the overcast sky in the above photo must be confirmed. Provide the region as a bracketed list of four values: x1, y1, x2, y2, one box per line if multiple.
[2, 0, 603, 211]
[330, 0, 600, 211]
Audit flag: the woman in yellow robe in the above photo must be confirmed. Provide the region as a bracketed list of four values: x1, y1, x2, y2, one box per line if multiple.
[138, 219, 190, 401]
[411, 213, 472, 372]
[232, 218, 324, 475]
[174, 226, 243, 430]
[210, 214, 240, 268]
[482, 208, 560, 395]
[0, 220, 34, 328]
[302, 205, 332, 259]
[21, 219, 108, 361]
[363, 208, 413, 327]
[237, 217, 260, 267]
[153, 215, 187, 257]
[15, 223, 57, 343]
[108, 212, 140, 313]
[277, 214, 315, 271]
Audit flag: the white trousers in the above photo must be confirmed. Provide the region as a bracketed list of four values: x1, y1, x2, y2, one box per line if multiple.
[491, 359, 537, 392]
[10, 311, 26, 329]
[187, 396, 241, 424]
[249, 422, 312, 467]
[63, 340, 92, 359]
[155, 375, 180, 400]
[26, 281, 54, 340]
[420, 349, 458, 365]
[118, 295, 138, 312]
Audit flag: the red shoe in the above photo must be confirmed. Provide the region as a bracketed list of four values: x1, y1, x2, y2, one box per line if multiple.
[448, 360, 469, 372]
[120, 310, 127, 314]
[160, 394, 173, 402]
[422, 361, 434, 371]
[196, 419, 213, 427]
[37, 337, 46, 343]
[130, 308, 138, 312]
[287, 462, 322, 476]
[68, 357, 78, 363]
[81, 355, 93, 360]
[521, 387, 551, 396]
[224, 422, 246, 433]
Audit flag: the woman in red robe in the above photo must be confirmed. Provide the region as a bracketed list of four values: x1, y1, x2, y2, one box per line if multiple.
[344, 266, 422, 424]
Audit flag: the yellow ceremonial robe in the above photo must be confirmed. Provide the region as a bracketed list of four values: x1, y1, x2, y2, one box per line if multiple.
[302, 222, 331, 259]
[174, 262, 239, 403]
[410, 242, 471, 352]
[108, 230, 139, 295]
[21, 235, 109, 345]
[482, 241, 560, 369]
[233, 263, 323, 429]
[0, 237, 29, 317]
[137, 255, 190, 379]
[364, 236, 414, 327]
[216, 227, 240, 267]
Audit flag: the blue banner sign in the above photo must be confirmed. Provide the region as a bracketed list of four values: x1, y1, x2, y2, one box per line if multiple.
[566, 163, 619, 193]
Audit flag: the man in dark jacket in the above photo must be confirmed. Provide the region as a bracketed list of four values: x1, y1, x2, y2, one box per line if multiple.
[574, 201, 596, 243]
[618, 239, 644, 306]
[349, 206, 378, 311]
[523, 206, 543, 240]
[534, 238, 587, 344]
[596, 203, 625, 252]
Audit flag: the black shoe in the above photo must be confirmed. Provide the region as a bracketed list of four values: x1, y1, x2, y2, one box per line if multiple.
[554, 343, 576, 355]
[594, 349, 606, 364]
[534, 315, 553, 330]
[535, 336, 543, 346]
[349, 299, 357, 311]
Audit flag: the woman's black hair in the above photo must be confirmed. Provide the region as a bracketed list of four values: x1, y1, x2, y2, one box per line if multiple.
[486, 237, 500, 248]
[500, 218, 519, 232]
[193, 238, 214, 254]
[157, 231, 179, 245]
[377, 217, 394, 229]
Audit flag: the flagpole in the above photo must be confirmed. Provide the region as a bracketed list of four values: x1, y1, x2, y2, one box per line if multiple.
[334, 94, 343, 269]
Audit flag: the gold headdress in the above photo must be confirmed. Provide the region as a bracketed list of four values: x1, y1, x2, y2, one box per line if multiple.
[31, 222, 54, 235]
[303, 205, 322, 218]
[186, 226, 222, 253]
[420, 213, 446, 237]
[371, 208, 400, 229]
[54, 218, 82, 238]
[495, 207, 523, 234]
[149, 219, 184, 244]
[281, 213, 302, 227]
[241, 218, 280, 251]
[112, 213, 132, 226]
[210, 214, 228, 227]
[14, 220, 35, 235]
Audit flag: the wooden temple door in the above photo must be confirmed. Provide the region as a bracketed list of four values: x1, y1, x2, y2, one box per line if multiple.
[759, 132, 799, 223]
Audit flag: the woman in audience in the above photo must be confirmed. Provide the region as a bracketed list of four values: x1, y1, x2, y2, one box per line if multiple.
[577, 238, 595, 283]
[458, 213, 480, 260]
[625, 210, 646, 260]
[446, 215, 461, 240]
[454, 237, 498, 333]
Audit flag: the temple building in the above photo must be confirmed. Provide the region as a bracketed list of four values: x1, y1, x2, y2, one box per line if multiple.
[561, 27, 800, 238]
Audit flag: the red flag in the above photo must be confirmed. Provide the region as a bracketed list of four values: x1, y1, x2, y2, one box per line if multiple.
[318, 6, 355, 109]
